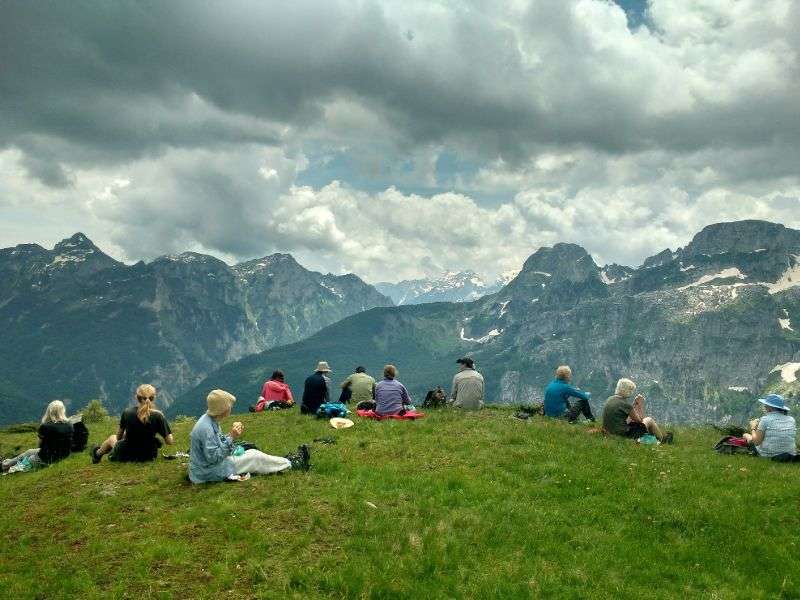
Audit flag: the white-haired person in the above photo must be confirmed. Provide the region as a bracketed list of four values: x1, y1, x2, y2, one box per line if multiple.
[91, 384, 174, 463]
[601, 378, 673, 443]
[743, 394, 796, 458]
[543, 365, 594, 422]
[2, 400, 73, 473]
[188, 389, 310, 484]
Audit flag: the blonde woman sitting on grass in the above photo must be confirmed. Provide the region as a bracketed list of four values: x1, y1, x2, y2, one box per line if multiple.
[2, 400, 74, 473]
[91, 384, 174, 463]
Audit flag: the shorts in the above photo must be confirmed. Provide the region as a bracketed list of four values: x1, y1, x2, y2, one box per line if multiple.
[623, 422, 648, 439]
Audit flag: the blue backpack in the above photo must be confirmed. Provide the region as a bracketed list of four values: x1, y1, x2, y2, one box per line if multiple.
[316, 403, 349, 418]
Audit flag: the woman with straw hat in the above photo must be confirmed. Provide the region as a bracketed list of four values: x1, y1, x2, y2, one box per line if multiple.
[188, 389, 309, 483]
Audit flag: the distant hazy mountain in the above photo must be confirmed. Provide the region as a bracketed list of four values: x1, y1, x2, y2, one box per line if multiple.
[177, 220, 800, 424]
[375, 270, 520, 305]
[0, 234, 392, 423]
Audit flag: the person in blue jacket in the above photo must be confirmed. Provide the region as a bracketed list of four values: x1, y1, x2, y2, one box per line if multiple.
[543, 365, 595, 422]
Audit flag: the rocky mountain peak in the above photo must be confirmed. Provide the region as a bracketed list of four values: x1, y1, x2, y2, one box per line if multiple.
[519, 243, 600, 282]
[233, 253, 302, 277]
[49, 233, 119, 271]
[681, 220, 800, 258]
[642, 248, 675, 269]
[52, 232, 97, 253]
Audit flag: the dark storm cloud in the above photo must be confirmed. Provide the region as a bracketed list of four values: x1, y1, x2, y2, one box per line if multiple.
[3, 0, 798, 183]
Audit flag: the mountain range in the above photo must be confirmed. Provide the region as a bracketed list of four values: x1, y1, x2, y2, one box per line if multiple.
[0, 234, 391, 423]
[374, 270, 519, 305]
[172, 220, 800, 423]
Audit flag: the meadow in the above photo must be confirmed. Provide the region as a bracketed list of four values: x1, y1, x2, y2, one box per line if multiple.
[0, 408, 798, 599]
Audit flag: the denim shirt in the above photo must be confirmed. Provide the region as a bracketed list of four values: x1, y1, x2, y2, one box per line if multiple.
[188, 413, 236, 483]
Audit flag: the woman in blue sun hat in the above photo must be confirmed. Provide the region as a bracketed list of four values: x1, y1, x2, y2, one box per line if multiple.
[743, 394, 797, 458]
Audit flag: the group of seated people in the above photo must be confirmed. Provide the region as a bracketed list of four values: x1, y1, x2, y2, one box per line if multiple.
[3, 361, 795, 481]
[254, 358, 487, 417]
[544, 364, 798, 455]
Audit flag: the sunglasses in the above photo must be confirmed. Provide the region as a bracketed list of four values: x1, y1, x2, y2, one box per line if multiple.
[137, 395, 155, 401]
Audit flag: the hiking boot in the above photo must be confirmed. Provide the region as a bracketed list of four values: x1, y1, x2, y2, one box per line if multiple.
[248, 405, 256, 413]
[662, 432, 674, 445]
[90, 444, 102, 464]
[286, 444, 311, 471]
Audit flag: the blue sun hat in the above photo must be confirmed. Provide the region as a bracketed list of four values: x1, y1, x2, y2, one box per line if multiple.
[758, 393, 790, 412]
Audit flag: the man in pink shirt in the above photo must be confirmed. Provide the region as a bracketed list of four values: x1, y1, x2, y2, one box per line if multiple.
[250, 370, 294, 412]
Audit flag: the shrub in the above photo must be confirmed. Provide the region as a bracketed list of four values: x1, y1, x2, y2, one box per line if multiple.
[81, 399, 109, 423]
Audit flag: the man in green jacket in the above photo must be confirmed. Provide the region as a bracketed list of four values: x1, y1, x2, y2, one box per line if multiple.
[340, 366, 376, 409]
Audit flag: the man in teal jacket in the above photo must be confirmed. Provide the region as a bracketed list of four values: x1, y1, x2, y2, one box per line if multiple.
[543, 365, 594, 422]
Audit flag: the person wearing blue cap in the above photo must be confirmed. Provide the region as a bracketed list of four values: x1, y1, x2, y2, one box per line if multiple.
[743, 394, 797, 458]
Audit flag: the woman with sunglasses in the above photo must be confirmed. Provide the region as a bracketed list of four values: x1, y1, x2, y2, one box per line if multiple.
[90, 384, 174, 463]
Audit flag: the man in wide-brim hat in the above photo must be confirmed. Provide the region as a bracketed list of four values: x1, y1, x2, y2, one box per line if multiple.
[744, 393, 797, 458]
[300, 361, 333, 415]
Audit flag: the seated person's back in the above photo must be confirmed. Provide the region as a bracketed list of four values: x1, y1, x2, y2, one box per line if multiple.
[116, 406, 172, 461]
[755, 410, 797, 457]
[375, 365, 411, 415]
[343, 370, 375, 404]
[38, 420, 74, 464]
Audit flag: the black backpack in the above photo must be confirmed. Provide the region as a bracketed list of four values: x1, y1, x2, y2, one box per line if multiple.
[71, 420, 89, 452]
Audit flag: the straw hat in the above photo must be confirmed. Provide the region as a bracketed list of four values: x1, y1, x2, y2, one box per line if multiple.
[316, 361, 332, 373]
[207, 389, 236, 417]
[329, 417, 354, 429]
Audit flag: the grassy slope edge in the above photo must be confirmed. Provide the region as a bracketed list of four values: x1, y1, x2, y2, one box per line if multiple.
[0, 408, 798, 599]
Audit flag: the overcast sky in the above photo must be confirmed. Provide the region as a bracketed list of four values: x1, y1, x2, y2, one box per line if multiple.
[1, 0, 798, 282]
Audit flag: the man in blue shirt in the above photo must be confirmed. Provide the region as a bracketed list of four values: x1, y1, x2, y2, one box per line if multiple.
[543, 365, 595, 423]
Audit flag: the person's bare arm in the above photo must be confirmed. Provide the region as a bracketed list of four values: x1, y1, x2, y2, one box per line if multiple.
[750, 426, 765, 445]
[164, 433, 175, 446]
[628, 395, 645, 423]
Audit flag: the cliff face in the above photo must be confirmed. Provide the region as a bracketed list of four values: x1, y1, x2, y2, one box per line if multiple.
[178, 220, 800, 424]
[0, 235, 392, 422]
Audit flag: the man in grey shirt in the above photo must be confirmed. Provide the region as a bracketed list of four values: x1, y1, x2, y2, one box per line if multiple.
[449, 357, 484, 410]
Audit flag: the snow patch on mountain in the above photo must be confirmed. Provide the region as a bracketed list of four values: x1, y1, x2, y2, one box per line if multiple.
[679, 268, 746, 290]
[772, 362, 800, 383]
[460, 327, 502, 344]
[376, 269, 520, 305]
[767, 256, 800, 294]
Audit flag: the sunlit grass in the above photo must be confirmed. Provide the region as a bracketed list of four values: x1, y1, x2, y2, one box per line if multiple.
[1, 408, 798, 599]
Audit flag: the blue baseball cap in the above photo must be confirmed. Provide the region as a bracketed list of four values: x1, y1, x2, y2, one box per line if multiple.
[758, 393, 790, 412]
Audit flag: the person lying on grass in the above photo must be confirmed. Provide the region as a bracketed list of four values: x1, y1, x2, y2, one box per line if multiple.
[91, 384, 174, 464]
[188, 389, 310, 484]
[543, 365, 594, 423]
[601, 378, 672, 444]
[2, 400, 73, 473]
[374, 364, 413, 416]
[743, 394, 796, 458]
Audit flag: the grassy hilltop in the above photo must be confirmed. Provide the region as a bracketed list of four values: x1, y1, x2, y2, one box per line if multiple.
[0, 408, 798, 599]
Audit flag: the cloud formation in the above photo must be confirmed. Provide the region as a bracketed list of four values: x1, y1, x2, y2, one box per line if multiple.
[1, 0, 798, 280]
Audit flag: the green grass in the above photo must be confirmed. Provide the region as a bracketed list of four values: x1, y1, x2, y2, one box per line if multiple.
[1, 409, 798, 599]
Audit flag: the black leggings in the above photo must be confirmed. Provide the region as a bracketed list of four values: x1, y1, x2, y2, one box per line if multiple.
[565, 398, 595, 422]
